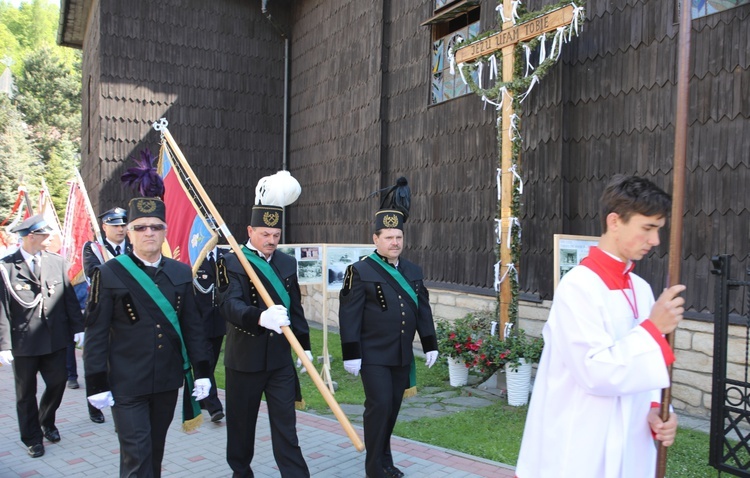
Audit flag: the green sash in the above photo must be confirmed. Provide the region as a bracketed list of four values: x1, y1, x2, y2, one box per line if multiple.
[241, 246, 290, 309]
[114, 255, 202, 431]
[367, 253, 419, 394]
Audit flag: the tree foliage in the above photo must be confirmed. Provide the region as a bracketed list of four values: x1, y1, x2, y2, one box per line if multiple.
[0, 0, 81, 222]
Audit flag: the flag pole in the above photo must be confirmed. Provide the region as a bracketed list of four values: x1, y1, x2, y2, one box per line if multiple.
[74, 169, 111, 261]
[155, 121, 365, 452]
[656, 2, 691, 477]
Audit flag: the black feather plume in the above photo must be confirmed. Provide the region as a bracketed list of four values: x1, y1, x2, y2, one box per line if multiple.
[370, 177, 410, 222]
[120, 149, 165, 198]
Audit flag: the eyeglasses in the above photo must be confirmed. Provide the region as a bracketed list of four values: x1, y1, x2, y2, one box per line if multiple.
[129, 224, 167, 232]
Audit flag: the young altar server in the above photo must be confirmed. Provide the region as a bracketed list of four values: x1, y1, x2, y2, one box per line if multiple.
[515, 175, 686, 478]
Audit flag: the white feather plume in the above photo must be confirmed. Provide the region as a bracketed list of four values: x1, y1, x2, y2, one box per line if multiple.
[254, 171, 302, 207]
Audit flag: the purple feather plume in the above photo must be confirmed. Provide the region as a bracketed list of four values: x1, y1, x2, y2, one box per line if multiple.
[120, 149, 165, 198]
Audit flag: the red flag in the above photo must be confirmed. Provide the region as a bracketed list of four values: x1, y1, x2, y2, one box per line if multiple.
[157, 143, 218, 274]
[62, 179, 94, 287]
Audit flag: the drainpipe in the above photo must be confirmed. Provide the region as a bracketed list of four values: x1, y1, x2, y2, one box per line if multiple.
[261, 0, 291, 240]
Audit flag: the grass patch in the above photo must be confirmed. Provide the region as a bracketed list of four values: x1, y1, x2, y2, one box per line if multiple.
[213, 326, 718, 476]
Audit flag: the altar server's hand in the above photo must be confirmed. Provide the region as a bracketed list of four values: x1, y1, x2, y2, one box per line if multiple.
[88, 391, 115, 409]
[259, 305, 290, 334]
[0, 350, 13, 366]
[192, 378, 212, 401]
[648, 407, 678, 447]
[296, 350, 314, 374]
[425, 350, 439, 368]
[74, 332, 85, 347]
[344, 359, 362, 376]
[650, 284, 686, 334]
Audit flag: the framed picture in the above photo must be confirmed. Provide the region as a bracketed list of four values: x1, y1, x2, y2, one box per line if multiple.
[553, 234, 598, 291]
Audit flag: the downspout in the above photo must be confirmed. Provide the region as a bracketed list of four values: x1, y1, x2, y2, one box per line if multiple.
[261, 0, 291, 240]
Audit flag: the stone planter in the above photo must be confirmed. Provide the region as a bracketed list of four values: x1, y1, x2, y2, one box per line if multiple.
[447, 357, 469, 387]
[505, 358, 532, 406]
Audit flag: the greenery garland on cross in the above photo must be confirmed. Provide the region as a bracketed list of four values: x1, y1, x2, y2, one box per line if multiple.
[453, 1, 586, 333]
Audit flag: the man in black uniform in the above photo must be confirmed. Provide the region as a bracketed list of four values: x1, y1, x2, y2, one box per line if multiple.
[194, 247, 226, 422]
[84, 197, 212, 478]
[339, 208, 439, 478]
[0, 215, 84, 458]
[218, 204, 312, 478]
[67, 207, 131, 425]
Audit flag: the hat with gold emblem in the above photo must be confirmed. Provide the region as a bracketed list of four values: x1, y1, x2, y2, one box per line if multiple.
[250, 171, 302, 229]
[127, 197, 166, 223]
[371, 177, 410, 232]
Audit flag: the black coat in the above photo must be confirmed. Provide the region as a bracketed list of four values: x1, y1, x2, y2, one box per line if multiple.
[82, 239, 132, 279]
[0, 249, 84, 356]
[194, 252, 226, 339]
[218, 249, 310, 373]
[83, 254, 210, 397]
[339, 254, 437, 367]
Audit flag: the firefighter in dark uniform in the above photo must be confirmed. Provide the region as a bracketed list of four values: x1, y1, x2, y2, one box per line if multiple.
[83, 197, 212, 478]
[218, 204, 312, 478]
[339, 208, 439, 478]
[68, 207, 131, 424]
[0, 214, 85, 458]
[194, 247, 226, 422]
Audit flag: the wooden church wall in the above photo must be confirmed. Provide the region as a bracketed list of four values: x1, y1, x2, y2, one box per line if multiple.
[81, 0, 289, 235]
[521, 0, 750, 315]
[287, 0, 499, 290]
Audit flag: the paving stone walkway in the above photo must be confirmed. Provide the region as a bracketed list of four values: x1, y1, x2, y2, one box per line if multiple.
[0, 349, 516, 478]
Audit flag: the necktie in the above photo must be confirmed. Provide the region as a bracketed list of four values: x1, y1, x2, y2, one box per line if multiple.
[208, 251, 215, 263]
[114, 245, 121, 256]
[31, 255, 39, 276]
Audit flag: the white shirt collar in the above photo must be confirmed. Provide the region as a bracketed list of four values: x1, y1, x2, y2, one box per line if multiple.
[133, 252, 162, 268]
[245, 240, 272, 263]
[106, 238, 125, 250]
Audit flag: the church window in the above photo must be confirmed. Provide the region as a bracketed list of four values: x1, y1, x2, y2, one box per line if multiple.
[690, 0, 750, 19]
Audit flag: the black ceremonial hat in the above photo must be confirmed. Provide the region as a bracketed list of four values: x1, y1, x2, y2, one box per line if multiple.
[374, 209, 405, 231]
[128, 197, 166, 223]
[250, 205, 283, 229]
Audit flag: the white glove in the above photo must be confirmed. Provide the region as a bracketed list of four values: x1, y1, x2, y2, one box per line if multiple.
[74, 332, 85, 347]
[296, 350, 314, 374]
[344, 358, 362, 376]
[425, 350, 439, 368]
[0, 350, 13, 365]
[88, 391, 115, 409]
[192, 378, 212, 401]
[259, 305, 290, 334]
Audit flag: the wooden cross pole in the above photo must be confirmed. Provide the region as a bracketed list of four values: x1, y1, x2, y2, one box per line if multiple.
[455, 2, 576, 332]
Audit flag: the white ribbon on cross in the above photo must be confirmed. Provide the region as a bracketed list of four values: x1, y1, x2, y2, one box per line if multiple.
[458, 62, 467, 85]
[493, 261, 502, 291]
[509, 164, 524, 195]
[506, 217, 522, 249]
[503, 321, 514, 340]
[524, 44, 535, 77]
[511, 0, 522, 24]
[570, 4, 585, 41]
[489, 54, 498, 81]
[518, 75, 540, 103]
[509, 113, 520, 141]
[550, 26, 567, 61]
[495, 218, 502, 244]
[498, 86, 512, 110]
[496, 3, 508, 23]
[496, 167, 502, 200]
[482, 94, 502, 110]
[491, 321, 498, 337]
[498, 262, 518, 286]
[538, 34, 547, 64]
[478, 61, 484, 89]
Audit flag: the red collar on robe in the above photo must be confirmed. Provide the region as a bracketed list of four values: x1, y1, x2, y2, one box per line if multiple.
[580, 246, 635, 290]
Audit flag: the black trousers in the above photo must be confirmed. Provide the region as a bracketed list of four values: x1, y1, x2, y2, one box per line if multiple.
[12, 347, 68, 446]
[225, 363, 309, 478]
[67, 342, 104, 418]
[360, 363, 410, 478]
[111, 389, 178, 478]
[199, 336, 224, 414]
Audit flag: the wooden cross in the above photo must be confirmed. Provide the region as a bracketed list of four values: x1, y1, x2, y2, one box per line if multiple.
[455, 2, 578, 333]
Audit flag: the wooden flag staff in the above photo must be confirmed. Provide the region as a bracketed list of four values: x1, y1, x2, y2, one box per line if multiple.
[154, 121, 365, 452]
[656, 2, 691, 477]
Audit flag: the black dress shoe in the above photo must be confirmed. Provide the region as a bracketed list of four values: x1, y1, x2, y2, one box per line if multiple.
[90, 413, 105, 424]
[42, 427, 61, 442]
[210, 410, 225, 423]
[384, 465, 404, 478]
[27, 443, 44, 458]
[67, 379, 79, 389]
